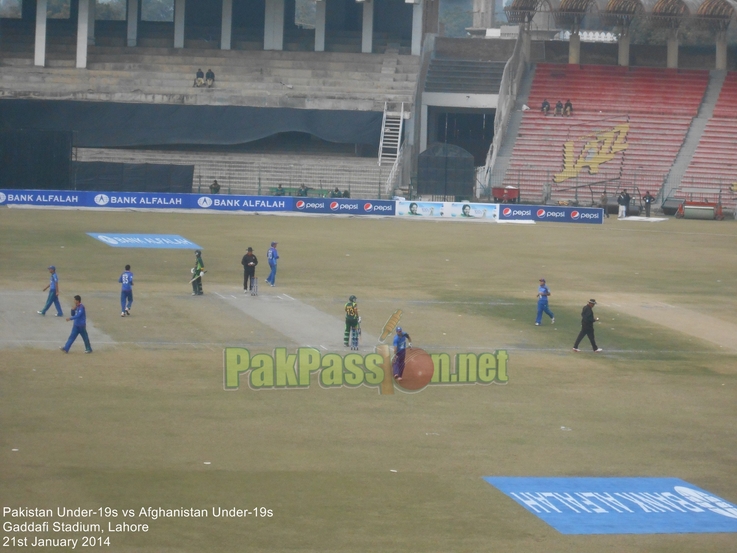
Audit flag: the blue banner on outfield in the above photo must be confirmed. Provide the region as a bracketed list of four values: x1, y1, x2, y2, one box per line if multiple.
[87, 233, 202, 249]
[293, 198, 395, 215]
[484, 477, 737, 534]
[498, 205, 603, 224]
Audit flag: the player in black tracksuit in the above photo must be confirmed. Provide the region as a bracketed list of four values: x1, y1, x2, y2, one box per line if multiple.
[241, 247, 258, 293]
[573, 299, 602, 352]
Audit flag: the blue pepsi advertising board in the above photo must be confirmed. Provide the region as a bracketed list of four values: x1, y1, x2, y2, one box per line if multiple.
[498, 204, 603, 224]
[292, 198, 395, 215]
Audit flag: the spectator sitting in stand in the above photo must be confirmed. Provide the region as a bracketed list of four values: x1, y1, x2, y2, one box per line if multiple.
[297, 184, 308, 197]
[329, 187, 342, 198]
[209, 179, 220, 194]
[555, 100, 563, 116]
[541, 99, 550, 115]
[193, 68, 205, 87]
[342, 189, 350, 198]
[564, 99, 573, 116]
[205, 68, 215, 88]
[274, 184, 285, 196]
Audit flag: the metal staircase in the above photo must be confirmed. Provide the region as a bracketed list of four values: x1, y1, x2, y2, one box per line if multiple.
[378, 102, 404, 166]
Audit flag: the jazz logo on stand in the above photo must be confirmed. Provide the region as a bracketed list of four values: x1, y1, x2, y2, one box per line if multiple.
[554, 123, 630, 183]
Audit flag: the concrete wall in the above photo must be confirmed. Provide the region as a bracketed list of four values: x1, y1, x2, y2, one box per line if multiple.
[434, 37, 516, 60]
[537, 40, 737, 70]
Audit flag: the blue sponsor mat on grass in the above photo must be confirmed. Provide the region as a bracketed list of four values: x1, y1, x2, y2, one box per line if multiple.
[484, 477, 737, 534]
[87, 233, 202, 249]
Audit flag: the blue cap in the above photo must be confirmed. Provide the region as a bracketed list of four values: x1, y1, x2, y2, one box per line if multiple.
[396, 327, 402, 332]
[271, 241, 277, 246]
[48, 265, 56, 270]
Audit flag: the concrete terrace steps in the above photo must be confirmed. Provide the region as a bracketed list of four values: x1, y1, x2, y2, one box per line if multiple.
[0, 44, 420, 109]
[76, 148, 392, 199]
[0, 67, 415, 90]
[424, 59, 505, 94]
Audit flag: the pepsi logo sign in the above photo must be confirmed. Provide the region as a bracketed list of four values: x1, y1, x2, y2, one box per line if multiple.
[296, 200, 306, 210]
[502, 208, 512, 217]
[570, 210, 580, 219]
[330, 201, 339, 211]
[537, 209, 546, 218]
[364, 203, 373, 212]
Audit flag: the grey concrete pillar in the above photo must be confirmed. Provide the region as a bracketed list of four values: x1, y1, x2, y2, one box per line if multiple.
[76, 0, 89, 68]
[420, 103, 428, 152]
[521, 24, 531, 64]
[472, 0, 493, 28]
[362, 0, 373, 54]
[411, 1, 423, 56]
[34, 0, 48, 67]
[716, 32, 727, 71]
[666, 30, 678, 69]
[174, 0, 185, 49]
[264, 0, 285, 51]
[568, 31, 580, 65]
[221, 0, 233, 50]
[618, 32, 630, 66]
[315, 0, 326, 52]
[127, 0, 139, 47]
[88, 0, 96, 45]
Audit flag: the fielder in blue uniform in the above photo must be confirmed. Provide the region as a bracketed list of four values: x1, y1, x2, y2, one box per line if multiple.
[119, 264, 134, 316]
[61, 295, 92, 353]
[38, 265, 63, 317]
[266, 242, 279, 286]
[392, 327, 412, 381]
[535, 278, 555, 325]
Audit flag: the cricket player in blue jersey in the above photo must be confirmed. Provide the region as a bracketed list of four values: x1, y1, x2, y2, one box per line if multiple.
[392, 327, 412, 381]
[60, 295, 92, 353]
[119, 264, 134, 316]
[266, 242, 279, 286]
[38, 265, 63, 317]
[535, 278, 555, 326]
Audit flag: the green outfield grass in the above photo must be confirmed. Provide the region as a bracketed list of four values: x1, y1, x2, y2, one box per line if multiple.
[1, 208, 736, 552]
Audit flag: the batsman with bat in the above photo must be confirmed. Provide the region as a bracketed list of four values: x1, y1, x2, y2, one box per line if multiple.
[191, 250, 205, 295]
[344, 295, 360, 349]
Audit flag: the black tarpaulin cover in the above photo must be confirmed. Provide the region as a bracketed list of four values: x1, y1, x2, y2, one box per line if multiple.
[74, 162, 194, 193]
[0, 99, 383, 148]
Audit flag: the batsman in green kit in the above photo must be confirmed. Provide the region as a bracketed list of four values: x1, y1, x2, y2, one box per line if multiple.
[344, 295, 360, 349]
[191, 250, 205, 295]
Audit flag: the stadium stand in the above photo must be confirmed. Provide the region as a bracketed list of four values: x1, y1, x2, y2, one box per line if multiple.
[0, 4, 421, 197]
[677, 72, 737, 211]
[500, 64, 709, 205]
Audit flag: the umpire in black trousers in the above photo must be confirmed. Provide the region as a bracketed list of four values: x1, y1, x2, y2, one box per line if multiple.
[241, 247, 258, 293]
[573, 299, 602, 352]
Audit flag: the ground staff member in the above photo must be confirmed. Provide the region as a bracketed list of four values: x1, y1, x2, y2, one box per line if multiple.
[344, 295, 360, 347]
[60, 295, 92, 353]
[573, 299, 602, 352]
[38, 265, 63, 317]
[535, 278, 555, 326]
[642, 191, 655, 217]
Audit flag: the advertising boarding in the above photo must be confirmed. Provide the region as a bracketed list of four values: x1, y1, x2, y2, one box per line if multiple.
[397, 201, 498, 220]
[292, 198, 395, 215]
[498, 205, 603, 224]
